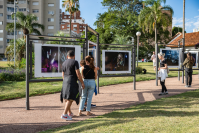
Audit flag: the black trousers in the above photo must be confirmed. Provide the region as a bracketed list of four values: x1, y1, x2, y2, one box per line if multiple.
[185, 68, 193, 86]
[160, 80, 167, 93]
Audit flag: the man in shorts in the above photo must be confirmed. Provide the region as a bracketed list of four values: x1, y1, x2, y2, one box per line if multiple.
[151, 51, 156, 71]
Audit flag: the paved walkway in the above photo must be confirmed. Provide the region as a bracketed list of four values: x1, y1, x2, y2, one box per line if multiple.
[0, 75, 199, 133]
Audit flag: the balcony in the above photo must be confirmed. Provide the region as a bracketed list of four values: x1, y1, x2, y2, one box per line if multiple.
[7, 2, 14, 7]
[7, 35, 14, 39]
[7, 19, 14, 23]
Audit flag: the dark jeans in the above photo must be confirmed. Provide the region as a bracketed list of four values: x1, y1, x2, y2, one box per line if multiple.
[160, 80, 167, 93]
[185, 68, 193, 86]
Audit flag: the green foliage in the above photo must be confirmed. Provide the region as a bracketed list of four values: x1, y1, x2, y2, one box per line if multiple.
[0, 69, 25, 82]
[19, 52, 35, 69]
[135, 66, 143, 74]
[172, 26, 186, 36]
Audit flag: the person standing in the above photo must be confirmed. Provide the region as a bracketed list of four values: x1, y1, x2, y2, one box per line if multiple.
[61, 50, 84, 121]
[183, 52, 194, 87]
[158, 52, 168, 96]
[151, 51, 156, 71]
[78, 56, 97, 116]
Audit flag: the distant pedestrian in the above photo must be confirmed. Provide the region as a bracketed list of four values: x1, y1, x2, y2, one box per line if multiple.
[183, 52, 195, 87]
[61, 50, 84, 121]
[151, 51, 156, 71]
[158, 52, 168, 96]
[142, 59, 144, 62]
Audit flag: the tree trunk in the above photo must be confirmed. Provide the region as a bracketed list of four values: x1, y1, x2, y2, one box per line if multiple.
[70, 14, 72, 37]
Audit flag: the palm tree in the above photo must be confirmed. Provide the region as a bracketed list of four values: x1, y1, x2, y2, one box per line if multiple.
[4, 38, 26, 61]
[6, 12, 45, 40]
[138, 0, 174, 47]
[62, 0, 79, 37]
[111, 34, 132, 50]
[46, 31, 71, 45]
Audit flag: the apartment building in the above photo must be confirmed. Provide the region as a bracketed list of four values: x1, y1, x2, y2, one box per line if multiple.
[0, 0, 60, 55]
[60, 11, 88, 35]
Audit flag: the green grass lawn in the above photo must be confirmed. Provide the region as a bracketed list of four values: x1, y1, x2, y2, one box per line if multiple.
[0, 62, 199, 100]
[0, 61, 13, 69]
[40, 89, 199, 133]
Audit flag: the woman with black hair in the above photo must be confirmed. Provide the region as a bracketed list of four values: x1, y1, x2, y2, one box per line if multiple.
[183, 52, 195, 87]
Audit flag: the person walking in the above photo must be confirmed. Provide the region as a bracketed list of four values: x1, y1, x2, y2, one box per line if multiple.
[183, 52, 194, 87]
[158, 52, 168, 96]
[151, 51, 156, 71]
[61, 50, 84, 121]
[78, 56, 97, 116]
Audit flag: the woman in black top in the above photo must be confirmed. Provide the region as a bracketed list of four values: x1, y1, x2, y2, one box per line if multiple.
[78, 56, 97, 116]
[158, 52, 168, 96]
[61, 50, 84, 121]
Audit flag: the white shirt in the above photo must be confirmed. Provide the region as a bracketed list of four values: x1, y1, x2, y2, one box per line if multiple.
[151, 54, 156, 62]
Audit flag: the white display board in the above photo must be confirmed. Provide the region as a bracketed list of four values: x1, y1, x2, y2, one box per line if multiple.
[102, 50, 131, 74]
[34, 44, 81, 77]
[160, 48, 181, 68]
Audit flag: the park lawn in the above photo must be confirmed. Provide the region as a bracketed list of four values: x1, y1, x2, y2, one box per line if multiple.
[0, 61, 13, 69]
[0, 62, 199, 100]
[40, 89, 199, 133]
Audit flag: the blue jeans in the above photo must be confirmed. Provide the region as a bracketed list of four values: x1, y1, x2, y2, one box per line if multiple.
[79, 79, 95, 111]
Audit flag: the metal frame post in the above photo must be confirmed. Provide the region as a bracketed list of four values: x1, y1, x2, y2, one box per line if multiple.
[30, 41, 32, 79]
[133, 47, 136, 90]
[156, 43, 158, 86]
[97, 34, 100, 93]
[14, 0, 16, 67]
[137, 36, 139, 67]
[26, 35, 30, 110]
[182, 0, 185, 84]
[178, 41, 180, 81]
[85, 26, 88, 56]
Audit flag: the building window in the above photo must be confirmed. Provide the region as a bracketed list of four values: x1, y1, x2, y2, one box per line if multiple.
[32, 2, 39, 5]
[0, 5, 3, 8]
[32, 9, 39, 13]
[48, 3, 54, 7]
[48, 26, 54, 29]
[0, 21, 2, 25]
[7, 7, 14, 12]
[62, 26, 64, 28]
[0, 30, 3, 33]
[67, 25, 70, 27]
[48, 33, 54, 36]
[19, 8, 26, 11]
[74, 28, 77, 31]
[0, 38, 3, 41]
[36, 17, 39, 21]
[18, 0, 26, 4]
[0, 13, 2, 17]
[7, 39, 12, 43]
[7, 15, 12, 20]
[80, 26, 82, 28]
[48, 18, 54, 22]
[48, 11, 54, 15]
[18, 31, 22, 35]
[64, 16, 66, 18]
[73, 25, 77, 27]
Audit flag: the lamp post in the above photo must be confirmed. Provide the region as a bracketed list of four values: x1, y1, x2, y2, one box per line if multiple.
[136, 31, 141, 67]
[12, 0, 18, 67]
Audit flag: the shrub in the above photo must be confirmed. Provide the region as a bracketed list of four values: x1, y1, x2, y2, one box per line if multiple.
[0, 68, 26, 81]
[135, 66, 143, 74]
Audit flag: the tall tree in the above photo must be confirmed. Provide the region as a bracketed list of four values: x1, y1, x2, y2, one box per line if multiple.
[62, 0, 79, 37]
[138, 0, 173, 49]
[4, 38, 25, 61]
[172, 26, 186, 36]
[6, 12, 45, 40]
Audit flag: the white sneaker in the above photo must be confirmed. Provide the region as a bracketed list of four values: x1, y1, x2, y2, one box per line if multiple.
[61, 114, 72, 120]
[165, 91, 168, 94]
[159, 92, 165, 96]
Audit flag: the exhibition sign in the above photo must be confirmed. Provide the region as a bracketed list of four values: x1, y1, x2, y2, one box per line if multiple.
[184, 52, 198, 68]
[160, 49, 181, 68]
[102, 50, 131, 74]
[34, 44, 81, 77]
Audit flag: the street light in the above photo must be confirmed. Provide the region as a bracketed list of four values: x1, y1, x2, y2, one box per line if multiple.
[12, 0, 18, 67]
[136, 31, 141, 67]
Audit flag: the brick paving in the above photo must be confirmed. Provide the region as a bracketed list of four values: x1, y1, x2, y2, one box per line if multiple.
[0, 75, 199, 133]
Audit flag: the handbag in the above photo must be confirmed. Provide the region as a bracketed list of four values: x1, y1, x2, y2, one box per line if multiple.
[158, 71, 161, 77]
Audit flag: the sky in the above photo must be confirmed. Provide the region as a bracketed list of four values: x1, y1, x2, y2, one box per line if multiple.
[60, 0, 199, 33]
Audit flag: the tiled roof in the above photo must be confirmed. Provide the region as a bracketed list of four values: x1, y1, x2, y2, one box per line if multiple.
[168, 32, 199, 47]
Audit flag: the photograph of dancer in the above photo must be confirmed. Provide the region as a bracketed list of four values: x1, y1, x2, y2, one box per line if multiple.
[161, 49, 180, 66]
[59, 47, 75, 72]
[41, 46, 58, 73]
[104, 52, 129, 71]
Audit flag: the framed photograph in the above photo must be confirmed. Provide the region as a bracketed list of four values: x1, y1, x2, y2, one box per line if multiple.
[102, 50, 131, 74]
[160, 49, 181, 68]
[34, 44, 81, 77]
[184, 52, 198, 68]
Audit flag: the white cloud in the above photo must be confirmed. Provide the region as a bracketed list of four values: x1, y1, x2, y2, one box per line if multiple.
[172, 16, 199, 32]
